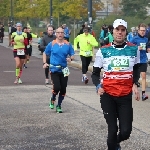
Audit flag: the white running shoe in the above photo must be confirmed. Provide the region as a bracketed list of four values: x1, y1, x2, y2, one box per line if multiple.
[14, 78, 19, 84]
[18, 78, 22, 84]
[45, 79, 49, 84]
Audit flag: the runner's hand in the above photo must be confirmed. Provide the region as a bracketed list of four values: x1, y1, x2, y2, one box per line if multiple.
[138, 46, 143, 50]
[147, 48, 150, 53]
[97, 87, 105, 95]
[12, 42, 17, 45]
[66, 58, 71, 62]
[43, 63, 49, 69]
[132, 84, 140, 101]
[87, 41, 90, 44]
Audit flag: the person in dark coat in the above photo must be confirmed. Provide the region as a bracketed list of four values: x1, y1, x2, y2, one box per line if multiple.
[0, 24, 4, 43]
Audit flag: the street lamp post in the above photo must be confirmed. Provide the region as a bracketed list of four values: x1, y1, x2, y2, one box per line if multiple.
[88, 0, 92, 27]
[10, 0, 13, 23]
[50, 0, 53, 25]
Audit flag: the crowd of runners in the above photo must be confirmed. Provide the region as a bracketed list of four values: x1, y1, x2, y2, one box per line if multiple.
[1, 19, 150, 150]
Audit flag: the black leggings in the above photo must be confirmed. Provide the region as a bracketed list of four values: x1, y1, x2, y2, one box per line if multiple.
[100, 92, 133, 150]
[45, 56, 50, 79]
[51, 73, 68, 95]
[80, 55, 92, 74]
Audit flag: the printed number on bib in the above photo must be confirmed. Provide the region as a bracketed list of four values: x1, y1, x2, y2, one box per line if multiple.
[17, 49, 25, 55]
[110, 57, 129, 71]
[85, 51, 91, 56]
[62, 67, 70, 77]
[27, 45, 30, 48]
[140, 43, 146, 50]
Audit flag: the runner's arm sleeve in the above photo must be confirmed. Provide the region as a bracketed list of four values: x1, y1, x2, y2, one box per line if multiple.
[91, 49, 103, 87]
[74, 35, 79, 50]
[133, 53, 139, 85]
[68, 43, 75, 59]
[30, 34, 32, 41]
[40, 37, 46, 51]
[44, 42, 52, 56]
[90, 36, 98, 47]
[11, 33, 15, 43]
[146, 40, 150, 52]
[130, 38, 136, 45]
[31, 33, 38, 38]
[23, 33, 28, 46]
[133, 64, 139, 85]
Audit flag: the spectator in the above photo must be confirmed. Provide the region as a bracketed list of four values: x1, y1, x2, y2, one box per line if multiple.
[0, 24, 4, 43]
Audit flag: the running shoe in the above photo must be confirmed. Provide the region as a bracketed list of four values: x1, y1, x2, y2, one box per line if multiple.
[49, 98, 55, 109]
[23, 64, 27, 68]
[82, 76, 84, 82]
[14, 78, 18, 84]
[84, 76, 89, 84]
[82, 76, 89, 84]
[45, 79, 49, 84]
[142, 94, 148, 101]
[56, 105, 62, 113]
[18, 78, 22, 84]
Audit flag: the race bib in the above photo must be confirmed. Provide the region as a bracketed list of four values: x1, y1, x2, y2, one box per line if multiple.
[140, 43, 146, 50]
[62, 67, 70, 77]
[27, 45, 30, 48]
[17, 49, 25, 55]
[110, 57, 129, 71]
[85, 51, 91, 56]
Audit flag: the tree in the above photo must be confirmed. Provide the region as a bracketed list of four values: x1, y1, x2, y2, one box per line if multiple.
[121, 0, 150, 19]
[111, 0, 121, 15]
[60, 0, 104, 38]
[0, 0, 10, 23]
[14, 0, 32, 19]
[61, 0, 87, 38]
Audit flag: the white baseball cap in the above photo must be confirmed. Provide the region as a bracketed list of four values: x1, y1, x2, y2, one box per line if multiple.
[113, 19, 127, 29]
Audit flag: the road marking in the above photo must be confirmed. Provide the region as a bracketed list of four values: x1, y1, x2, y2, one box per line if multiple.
[3, 71, 15, 72]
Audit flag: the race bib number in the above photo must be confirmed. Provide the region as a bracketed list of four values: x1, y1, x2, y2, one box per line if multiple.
[27, 45, 30, 48]
[62, 67, 70, 77]
[85, 51, 91, 56]
[17, 49, 25, 55]
[140, 43, 146, 50]
[111, 57, 129, 71]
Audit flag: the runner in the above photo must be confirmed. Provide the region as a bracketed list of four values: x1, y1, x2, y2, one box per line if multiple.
[131, 23, 150, 101]
[43, 27, 74, 113]
[11, 23, 28, 84]
[23, 27, 32, 68]
[74, 26, 98, 84]
[40, 25, 56, 84]
[91, 19, 140, 150]
[26, 27, 33, 64]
